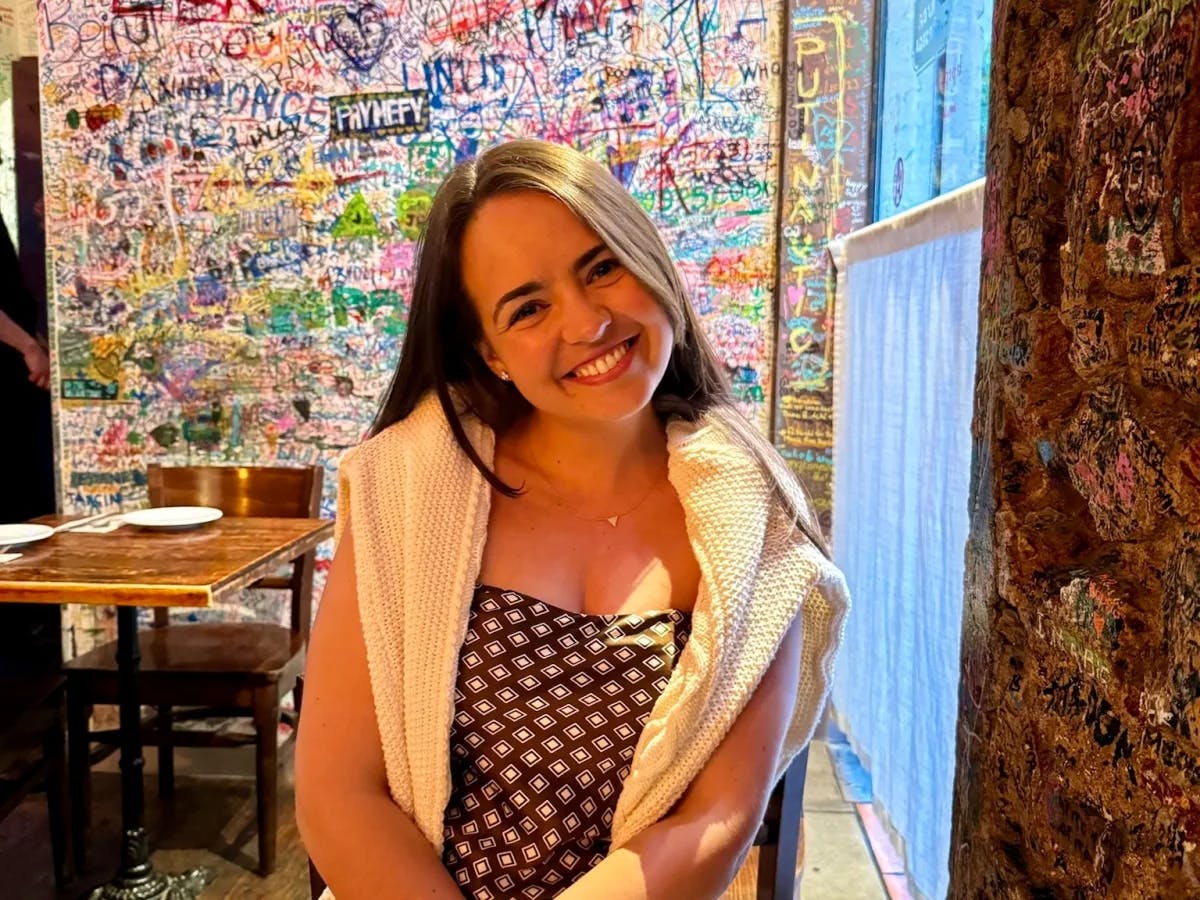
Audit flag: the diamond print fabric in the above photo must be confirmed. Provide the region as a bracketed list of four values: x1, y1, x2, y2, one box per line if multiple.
[441, 585, 692, 899]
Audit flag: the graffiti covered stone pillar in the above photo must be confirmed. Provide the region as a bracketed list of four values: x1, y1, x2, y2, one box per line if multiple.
[773, 1, 873, 533]
[950, 0, 1200, 895]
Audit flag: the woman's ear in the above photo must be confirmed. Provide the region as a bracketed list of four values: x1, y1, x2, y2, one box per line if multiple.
[476, 339, 510, 381]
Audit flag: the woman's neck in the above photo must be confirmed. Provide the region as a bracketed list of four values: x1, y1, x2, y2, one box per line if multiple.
[508, 407, 668, 502]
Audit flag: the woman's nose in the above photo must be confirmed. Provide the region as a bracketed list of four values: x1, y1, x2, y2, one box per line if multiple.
[559, 282, 611, 344]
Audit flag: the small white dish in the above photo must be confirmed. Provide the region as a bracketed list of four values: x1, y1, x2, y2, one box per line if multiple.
[122, 506, 224, 530]
[0, 523, 54, 548]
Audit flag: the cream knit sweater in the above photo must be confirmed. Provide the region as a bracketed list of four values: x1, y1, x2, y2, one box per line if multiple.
[333, 391, 849, 878]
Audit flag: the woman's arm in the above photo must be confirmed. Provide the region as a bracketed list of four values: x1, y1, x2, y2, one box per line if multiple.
[295, 522, 464, 899]
[557, 613, 806, 900]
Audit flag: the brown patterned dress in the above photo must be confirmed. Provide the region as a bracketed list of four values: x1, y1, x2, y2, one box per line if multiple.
[441, 584, 693, 899]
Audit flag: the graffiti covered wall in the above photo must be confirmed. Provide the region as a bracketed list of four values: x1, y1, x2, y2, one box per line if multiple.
[38, 1, 787, 653]
[950, 0, 1200, 895]
[772, 0, 872, 532]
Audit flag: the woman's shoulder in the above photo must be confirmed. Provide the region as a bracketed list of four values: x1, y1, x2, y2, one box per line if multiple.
[666, 404, 824, 547]
[339, 391, 455, 477]
[664, 404, 764, 483]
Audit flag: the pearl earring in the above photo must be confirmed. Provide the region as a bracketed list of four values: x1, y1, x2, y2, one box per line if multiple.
[498, 371, 511, 381]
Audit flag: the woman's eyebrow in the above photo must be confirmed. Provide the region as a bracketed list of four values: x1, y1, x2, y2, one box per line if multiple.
[491, 243, 608, 324]
[571, 243, 606, 273]
[493, 280, 541, 324]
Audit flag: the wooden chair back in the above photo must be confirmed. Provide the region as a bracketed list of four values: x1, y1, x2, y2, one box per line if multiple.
[146, 464, 324, 640]
[147, 464, 322, 519]
[753, 744, 809, 898]
[0, 675, 71, 886]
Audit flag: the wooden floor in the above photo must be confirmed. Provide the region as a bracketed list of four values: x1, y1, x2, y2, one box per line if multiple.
[0, 743, 789, 899]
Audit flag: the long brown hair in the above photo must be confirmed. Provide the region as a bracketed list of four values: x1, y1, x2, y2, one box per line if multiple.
[371, 139, 829, 557]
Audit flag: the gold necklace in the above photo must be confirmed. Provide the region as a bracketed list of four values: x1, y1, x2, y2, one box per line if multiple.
[525, 446, 666, 528]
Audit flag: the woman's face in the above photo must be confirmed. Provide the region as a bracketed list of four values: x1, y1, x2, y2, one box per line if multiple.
[461, 190, 674, 425]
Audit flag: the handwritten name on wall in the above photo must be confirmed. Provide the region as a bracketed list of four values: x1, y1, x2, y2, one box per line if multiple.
[773, 3, 873, 533]
[329, 90, 428, 139]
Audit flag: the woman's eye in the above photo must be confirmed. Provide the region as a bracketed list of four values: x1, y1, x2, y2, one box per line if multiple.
[509, 301, 542, 325]
[588, 258, 621, 282]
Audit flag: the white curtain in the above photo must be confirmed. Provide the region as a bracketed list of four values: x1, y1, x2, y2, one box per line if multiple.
[828, 178, 985, 900]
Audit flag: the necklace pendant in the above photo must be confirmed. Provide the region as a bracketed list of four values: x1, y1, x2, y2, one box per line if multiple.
[606, 515, 619, 527]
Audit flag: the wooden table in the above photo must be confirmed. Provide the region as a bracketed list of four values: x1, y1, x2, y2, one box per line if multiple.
[0, 515, 334, 900]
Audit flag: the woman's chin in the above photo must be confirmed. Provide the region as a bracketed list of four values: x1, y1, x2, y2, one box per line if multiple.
[570, 391, 661, 424]
[522, 376, 660, 424]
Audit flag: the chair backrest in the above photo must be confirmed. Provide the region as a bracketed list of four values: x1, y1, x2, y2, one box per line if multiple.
[147, 464, 322, 519]
[295, 675, 329, 899]
[753, 744, 809, 899]
[147, 464, 324, 640]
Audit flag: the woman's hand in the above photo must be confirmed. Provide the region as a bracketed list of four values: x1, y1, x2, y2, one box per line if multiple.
[557, 613, 806, 899]
[23, 338, 50, 390]
[0, 310, 50, 390]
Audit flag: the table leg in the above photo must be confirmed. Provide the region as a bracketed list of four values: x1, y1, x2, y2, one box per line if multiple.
[88, 607, 210, 900]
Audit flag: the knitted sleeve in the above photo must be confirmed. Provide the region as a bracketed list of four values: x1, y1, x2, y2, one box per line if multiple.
[609, 429, 851, 848]
[776, 544, 851, 781]
[334, 431, 416, 817]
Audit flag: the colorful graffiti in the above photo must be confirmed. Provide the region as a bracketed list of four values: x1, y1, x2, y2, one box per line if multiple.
[38, 1, 787, 651]
[773, 3, 873, 533]
[950, 0, 1200, 895]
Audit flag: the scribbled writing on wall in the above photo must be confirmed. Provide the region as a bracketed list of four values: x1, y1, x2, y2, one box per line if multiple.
[329, 90, 428, 139]
[40, 1, 788, 649]
[773, 2, 873, 533]
[950, 0, 1200, 896]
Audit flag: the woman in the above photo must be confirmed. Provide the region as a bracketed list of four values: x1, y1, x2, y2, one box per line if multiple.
[296, 139, 849, 899]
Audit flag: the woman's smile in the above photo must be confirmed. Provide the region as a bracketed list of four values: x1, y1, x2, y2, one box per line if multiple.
[563, 335, 639, 384]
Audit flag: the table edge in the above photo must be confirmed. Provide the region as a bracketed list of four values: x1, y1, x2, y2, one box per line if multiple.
[0, 580, 214, 607]
[208, 520, 334, 601]
[0, 519, 335, 608]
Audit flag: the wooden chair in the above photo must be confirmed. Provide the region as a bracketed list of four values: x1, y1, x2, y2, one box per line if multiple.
[294, 675, 328, 899]
[65, 464, 323, 876]
[0, 675, 72, 889]
[0, 602, 72, 890]
[299, 664, 808, 900]
[753, 744, 809, 899]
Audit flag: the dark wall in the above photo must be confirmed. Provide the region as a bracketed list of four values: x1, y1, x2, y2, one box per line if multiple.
[950, 1, 1200, 896]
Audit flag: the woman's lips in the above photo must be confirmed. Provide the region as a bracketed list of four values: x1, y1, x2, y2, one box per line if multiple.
[564, 336, 639, 383]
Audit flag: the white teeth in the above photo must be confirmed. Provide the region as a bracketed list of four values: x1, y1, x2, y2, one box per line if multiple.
[574, 340, 630, 379]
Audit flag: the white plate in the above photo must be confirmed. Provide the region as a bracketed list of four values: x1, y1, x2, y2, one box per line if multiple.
[0, 523, 55, 548]
[122, 506, 224, 530]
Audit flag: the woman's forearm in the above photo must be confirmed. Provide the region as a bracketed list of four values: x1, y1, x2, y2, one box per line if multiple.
[556, 811, 753, 900]
[297, 787, 464, 900]
[296, 525, 463, 899]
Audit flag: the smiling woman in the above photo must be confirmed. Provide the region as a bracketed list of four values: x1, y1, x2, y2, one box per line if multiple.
[460, 190, 675, 428]
[295, 139, 850, 900]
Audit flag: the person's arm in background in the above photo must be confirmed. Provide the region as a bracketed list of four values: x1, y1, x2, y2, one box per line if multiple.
[0, 213, 49, 391]
[557, 614, 805, 900]
[0, 309, 48, 389]
[295, 522, 464, 899]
